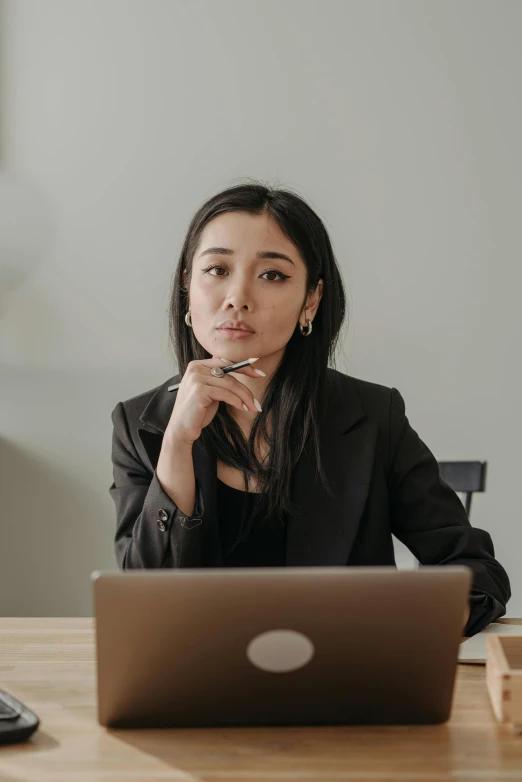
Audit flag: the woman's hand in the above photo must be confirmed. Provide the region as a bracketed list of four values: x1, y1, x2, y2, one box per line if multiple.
[166, 357, 264, 446]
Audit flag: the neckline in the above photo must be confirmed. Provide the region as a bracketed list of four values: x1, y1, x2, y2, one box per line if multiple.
[217, 478, 262, 495]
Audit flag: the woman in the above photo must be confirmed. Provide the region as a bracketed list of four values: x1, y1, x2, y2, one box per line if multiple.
[109, 181, 510, 639]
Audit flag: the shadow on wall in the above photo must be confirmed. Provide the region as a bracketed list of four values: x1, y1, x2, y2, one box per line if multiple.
[0, 173, 55, 312]
[0, 438, 115, 617]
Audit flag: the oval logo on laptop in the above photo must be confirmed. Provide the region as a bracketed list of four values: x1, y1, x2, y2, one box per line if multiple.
[246, 630, 315, 673]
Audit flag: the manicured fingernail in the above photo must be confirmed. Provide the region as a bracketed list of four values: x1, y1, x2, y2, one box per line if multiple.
[254, 398, 263, 412]
[254, 369, 266, 376]
[242, 404, 249, 411]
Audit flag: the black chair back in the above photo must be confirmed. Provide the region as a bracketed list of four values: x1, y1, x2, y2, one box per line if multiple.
[437, 461, 487, 517]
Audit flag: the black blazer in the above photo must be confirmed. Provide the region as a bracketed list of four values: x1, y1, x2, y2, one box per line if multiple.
[109, 368, 511, 637]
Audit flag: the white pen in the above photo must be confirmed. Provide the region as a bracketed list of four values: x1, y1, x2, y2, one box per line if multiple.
[168, 357, 260, 392]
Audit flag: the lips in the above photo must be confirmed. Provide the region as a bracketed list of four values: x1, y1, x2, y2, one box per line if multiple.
[218, 321, 255, 333]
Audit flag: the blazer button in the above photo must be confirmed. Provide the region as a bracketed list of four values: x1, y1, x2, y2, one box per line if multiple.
[158, 509, 169, 521]
[156, 519, 166, 532]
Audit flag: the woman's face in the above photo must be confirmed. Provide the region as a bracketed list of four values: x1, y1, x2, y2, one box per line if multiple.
[183, 211, 323, 368]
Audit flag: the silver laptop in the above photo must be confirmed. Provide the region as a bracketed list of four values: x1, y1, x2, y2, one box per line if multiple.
[91, 565, 472, 728]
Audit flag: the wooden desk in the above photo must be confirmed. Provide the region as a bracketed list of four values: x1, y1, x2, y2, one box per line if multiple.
[1, 618, 521, 781]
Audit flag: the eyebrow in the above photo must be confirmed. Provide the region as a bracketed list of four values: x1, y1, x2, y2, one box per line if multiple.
[198, 246, 296, 267]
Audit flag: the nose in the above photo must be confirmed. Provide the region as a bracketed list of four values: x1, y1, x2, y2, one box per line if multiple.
[224, 285, 253, 312]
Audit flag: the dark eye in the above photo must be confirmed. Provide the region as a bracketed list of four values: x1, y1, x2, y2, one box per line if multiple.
[260, 269, 289, 281]
[203, 264, 227, 277]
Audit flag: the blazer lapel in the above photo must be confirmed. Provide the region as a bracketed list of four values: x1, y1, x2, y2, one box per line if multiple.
[136, 371, 377, 568]
[286, 377, 378, 566]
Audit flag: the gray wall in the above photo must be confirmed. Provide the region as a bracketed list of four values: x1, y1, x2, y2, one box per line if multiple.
[1, 0, 520, 616]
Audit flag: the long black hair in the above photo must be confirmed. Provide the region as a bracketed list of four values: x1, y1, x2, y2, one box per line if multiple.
[168, 180, 347, 555]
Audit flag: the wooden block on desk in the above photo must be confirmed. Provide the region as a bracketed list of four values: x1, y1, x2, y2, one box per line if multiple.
[485, 634, 522, 734]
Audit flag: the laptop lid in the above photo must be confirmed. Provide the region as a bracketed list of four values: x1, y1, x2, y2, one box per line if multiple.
[92, 565, 472, 728]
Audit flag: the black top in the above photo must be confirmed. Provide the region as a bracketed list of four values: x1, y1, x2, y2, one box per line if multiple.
[217, 479, 286, 567]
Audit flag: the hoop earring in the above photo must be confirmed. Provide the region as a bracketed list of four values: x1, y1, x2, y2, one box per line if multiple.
[299, 318, 312, 336]
[185, 310, 192, 327]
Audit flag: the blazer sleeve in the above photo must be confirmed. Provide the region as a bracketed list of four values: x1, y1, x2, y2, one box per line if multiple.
[109, 401, 204, 569]
[388, 387, 511, 637]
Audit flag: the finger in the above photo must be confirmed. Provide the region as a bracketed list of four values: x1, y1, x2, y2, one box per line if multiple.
[205, 386, 255, 413]
[214, 356, 265, 378]
[192, 356, 259, 375]
[199, 373, 260, 413]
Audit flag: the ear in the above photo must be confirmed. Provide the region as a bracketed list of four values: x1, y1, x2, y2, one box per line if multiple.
[306, 278, 323, 318]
